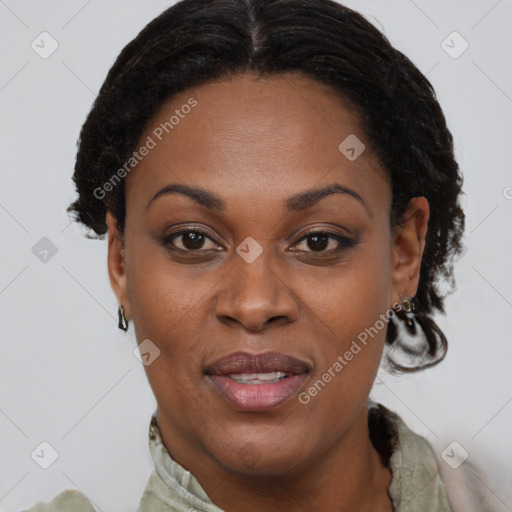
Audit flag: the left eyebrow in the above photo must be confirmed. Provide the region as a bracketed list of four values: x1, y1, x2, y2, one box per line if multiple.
[285, 183, 370, 216]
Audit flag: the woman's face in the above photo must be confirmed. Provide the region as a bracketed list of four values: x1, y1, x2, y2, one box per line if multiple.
[107, 72, 428, 477]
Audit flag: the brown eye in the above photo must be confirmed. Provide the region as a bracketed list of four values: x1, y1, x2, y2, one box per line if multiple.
[305, 233, 329, 251]
[164, 229, 220, 252]
[291, 230, 356, 253]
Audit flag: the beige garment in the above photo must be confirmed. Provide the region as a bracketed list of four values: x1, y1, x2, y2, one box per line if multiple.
[22, 490, 95, 512]
[24, 403, 488, 511]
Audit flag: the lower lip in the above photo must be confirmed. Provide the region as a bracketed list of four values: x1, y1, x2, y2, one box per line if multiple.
[207, 374, 308, 412]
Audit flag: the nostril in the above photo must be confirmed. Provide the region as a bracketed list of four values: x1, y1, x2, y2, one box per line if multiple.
[267, 315, 287, 325]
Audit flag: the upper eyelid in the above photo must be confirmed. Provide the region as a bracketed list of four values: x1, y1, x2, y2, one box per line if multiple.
[297, 227, 351, 239]
[290, 231, 352, 251]
[166, 228, 219, 247]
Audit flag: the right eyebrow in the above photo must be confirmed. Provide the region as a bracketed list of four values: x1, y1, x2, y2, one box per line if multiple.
[146, 184, 225, 212]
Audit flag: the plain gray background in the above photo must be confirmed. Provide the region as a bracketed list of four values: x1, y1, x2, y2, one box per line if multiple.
[1, 0, 511, 510]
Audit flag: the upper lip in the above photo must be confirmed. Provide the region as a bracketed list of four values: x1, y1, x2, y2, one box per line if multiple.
[205, 351, 310, 375]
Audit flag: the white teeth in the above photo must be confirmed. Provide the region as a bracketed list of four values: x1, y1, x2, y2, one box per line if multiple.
[228, 371, 291, 384]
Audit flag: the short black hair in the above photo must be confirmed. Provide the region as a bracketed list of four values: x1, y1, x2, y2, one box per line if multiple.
[68, 0, 465, 372]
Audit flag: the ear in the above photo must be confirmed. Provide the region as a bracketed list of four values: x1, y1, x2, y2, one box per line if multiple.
[390, 197, 429, 305]
[106, 212, 130, 319]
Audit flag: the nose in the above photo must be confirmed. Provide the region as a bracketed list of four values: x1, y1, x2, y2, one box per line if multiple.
[214, 247, 299, 333]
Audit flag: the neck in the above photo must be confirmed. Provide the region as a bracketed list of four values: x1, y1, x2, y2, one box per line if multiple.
[158, 404, 393, 512]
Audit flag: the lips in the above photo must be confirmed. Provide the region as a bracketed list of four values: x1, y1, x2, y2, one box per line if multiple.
[204, 351, 310, 412]
[205, 351, 310, 375]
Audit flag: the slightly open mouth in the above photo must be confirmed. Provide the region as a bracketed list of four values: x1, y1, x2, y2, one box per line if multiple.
[204, 351, 311, 410]
[227, 371, 293, 384]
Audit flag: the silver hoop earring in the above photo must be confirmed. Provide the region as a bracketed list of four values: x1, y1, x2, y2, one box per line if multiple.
[118, 304, 128, 331]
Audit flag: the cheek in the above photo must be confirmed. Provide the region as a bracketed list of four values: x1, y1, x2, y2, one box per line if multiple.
[125, 259, 213, 408]
[125, 230, 212, 335]
[128, 268, 213, 359]
[306, 237, 392, 342]
[299, 238, 392, 403]
[124, 259, 214, 407]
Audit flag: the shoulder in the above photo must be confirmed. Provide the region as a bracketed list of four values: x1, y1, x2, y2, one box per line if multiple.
[371, 402, 503, 512]
[373, 404, 453, 512]
[23, 490, 95, 512]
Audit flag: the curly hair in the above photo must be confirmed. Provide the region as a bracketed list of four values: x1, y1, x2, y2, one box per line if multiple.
[68, 0, 465, 372]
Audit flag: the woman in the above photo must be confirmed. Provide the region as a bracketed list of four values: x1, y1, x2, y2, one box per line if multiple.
[26, 0, 485, 510]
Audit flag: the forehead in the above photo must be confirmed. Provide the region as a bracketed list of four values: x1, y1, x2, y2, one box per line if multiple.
[125, 71, 389, 213]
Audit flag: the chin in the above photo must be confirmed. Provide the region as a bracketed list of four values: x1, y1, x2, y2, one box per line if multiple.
[211, 435, 309, 478]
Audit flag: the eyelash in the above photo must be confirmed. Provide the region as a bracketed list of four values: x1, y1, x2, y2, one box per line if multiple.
[162, 226, 356, 255]
[292, 228, 357, 253]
